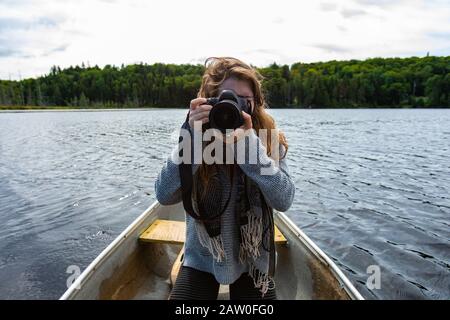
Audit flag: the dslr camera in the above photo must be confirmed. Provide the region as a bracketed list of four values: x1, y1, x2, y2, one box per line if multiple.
[205, 89, 252, 133]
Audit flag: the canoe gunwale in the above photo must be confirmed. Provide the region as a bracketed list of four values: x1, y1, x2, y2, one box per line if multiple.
[59, 201, 160, 300]
[60, 202, 364, 300]
[275, 211, 364, 300]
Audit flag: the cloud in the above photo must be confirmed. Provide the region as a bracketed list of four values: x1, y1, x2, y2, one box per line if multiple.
[0, 33, 27, 58]
[0, 17, 27, 30]
[0, 0, 449, 79]
[0, 48, 20, 57]
[0, 0, 35, 5]
[41, 44, 70, 57]
[0, 15, 68, 59]
[188, 56, 208, 65]
[312, 43, 353, 54]
[239, 49, 297, 66]
[352, 0, 403, 7]
[319, 2, 338, 12]
[272, 17, 285, 24]
[0, 16, 64, 33]
[0, 42, 68, 59]
[427, 31, 450, 40]
[340, 8, 367, 18]
[244, 49, 280, 55]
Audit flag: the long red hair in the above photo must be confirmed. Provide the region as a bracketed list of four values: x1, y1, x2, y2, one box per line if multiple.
[197, 57, 288, 187]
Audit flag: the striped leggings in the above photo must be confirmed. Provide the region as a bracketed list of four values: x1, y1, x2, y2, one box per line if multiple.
[169, 266, 277, 300]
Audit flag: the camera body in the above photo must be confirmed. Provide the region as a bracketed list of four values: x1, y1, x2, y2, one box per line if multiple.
[206, 89, 252, 133]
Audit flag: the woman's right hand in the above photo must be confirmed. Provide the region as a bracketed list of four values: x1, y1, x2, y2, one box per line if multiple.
[188, 98, 212, 131]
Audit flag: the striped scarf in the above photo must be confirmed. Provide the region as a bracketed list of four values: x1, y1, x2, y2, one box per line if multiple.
[190, 163, 276, 296]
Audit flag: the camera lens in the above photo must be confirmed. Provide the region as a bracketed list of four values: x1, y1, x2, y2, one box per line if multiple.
[208, 90, 245, 133]
[209, 101, 241, 132]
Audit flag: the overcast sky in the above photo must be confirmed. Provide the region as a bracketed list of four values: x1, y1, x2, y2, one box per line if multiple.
[0, 0, 449, 80]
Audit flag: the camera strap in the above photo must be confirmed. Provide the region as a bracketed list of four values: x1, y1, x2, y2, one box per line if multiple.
[178, 111, 233, 222]
[178, 112, 199, 219]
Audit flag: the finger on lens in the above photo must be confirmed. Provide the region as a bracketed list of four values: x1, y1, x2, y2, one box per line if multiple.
[191, 104, 210, 115]
[190, 98, 207, 110]
[197, 104, 212, 112]
[190, 110, 208, 121]
[190, 105, 211, 117]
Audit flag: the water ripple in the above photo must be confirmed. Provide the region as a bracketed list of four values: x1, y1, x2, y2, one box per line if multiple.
[0, 108, 449, 300]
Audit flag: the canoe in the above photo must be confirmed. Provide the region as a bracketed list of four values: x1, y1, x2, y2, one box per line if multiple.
[60, 201, 364, 300]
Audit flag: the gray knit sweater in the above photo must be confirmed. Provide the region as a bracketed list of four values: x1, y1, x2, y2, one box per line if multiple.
[154, 129, 295, 285]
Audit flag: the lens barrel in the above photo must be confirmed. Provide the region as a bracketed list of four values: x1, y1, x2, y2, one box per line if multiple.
[208, 90, 246, 133]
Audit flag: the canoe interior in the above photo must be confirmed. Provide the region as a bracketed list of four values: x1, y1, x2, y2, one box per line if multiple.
[63, 202, 353, 300]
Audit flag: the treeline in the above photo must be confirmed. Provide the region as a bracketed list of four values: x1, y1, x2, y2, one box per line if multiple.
[0, 56, 449, 108]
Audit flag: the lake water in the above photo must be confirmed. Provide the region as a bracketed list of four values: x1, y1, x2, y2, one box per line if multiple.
[0, 108, 449, 300]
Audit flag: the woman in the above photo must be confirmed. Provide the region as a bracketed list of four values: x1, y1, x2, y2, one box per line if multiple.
[155, 57, 295, 300]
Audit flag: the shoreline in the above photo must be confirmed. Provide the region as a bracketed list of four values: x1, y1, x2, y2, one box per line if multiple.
[0, 107, 165, 113]
[1, 106, 449, 113]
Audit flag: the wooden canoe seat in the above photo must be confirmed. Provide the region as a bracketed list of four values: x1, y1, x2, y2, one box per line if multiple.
[139, 219, 287, 245]
[140, 219, 186, 244]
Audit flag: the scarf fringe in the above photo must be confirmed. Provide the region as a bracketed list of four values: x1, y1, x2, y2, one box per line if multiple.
[195, 221, 225, 262]
[238, 211, 263, 264]
[248, 264, 276, 297]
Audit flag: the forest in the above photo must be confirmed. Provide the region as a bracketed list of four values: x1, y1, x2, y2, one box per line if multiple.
[0, 55, 448, 108]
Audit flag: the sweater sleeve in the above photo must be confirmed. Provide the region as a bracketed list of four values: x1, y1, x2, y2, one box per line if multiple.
[154, 127, 200, 205]
[236, 130, 295, 212]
